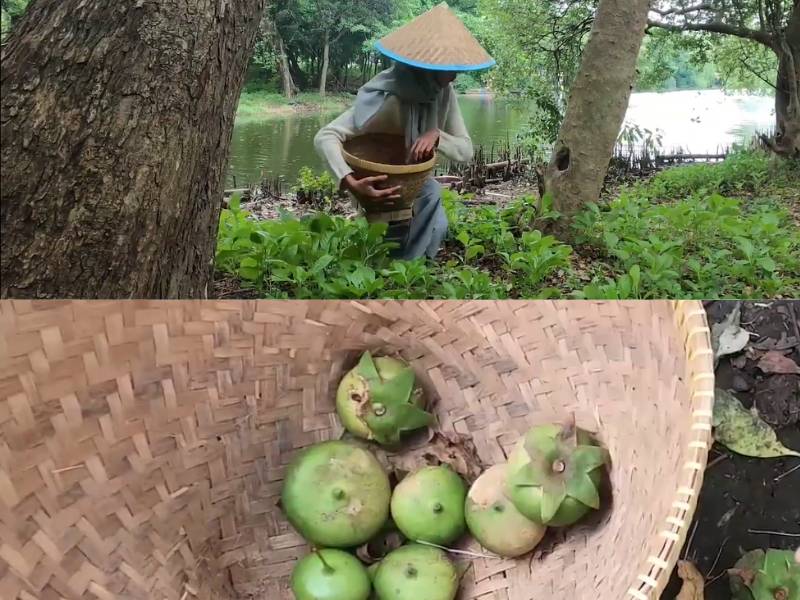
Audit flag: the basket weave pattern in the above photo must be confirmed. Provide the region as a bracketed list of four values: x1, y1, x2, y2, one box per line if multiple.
[379, 3, 494, 69]
[0, 300, 713, 599]
[343, 134, 435, 223]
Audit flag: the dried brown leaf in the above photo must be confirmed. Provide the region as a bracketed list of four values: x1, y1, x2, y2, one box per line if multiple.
[757, 351, 800, 375]
[730, 354, 748, 370]
[384, 431, 486, 484]
[356, 529, 405, 564]
[676, 560, 704, 600]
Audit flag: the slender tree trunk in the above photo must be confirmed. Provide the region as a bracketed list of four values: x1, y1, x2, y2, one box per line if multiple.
[319, 30, 330, 96]
[277, 34, 297, 98]
[263, 12, 296, 99]
[0, 0, 267, 299]
[774, 5, 800, 157]
[544, 0, 651, 232]
[288, 52, 305, 89]
[343, 61, 349, 90]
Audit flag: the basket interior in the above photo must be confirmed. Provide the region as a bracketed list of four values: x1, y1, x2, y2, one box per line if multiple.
[0, 301, 712, 600]
[343, 133, 428, 169]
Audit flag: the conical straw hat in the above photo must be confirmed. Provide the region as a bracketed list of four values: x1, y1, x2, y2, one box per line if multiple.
[376, 2, 495, 72]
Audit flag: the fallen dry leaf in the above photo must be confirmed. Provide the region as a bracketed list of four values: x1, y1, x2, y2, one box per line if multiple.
[356, 528, 405, 564]
[676, 560, 704, 600]
[713, 389, 800, 458]
[757, 350, 800, 375]
[711, 303, 751, 367]
[384, 431, 486, 484]
[730, 354, 748, 370]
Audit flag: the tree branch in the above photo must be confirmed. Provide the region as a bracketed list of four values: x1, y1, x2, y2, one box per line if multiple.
[649, 3, 716, 17]
[647, 18, 776, 48]
[738, 56, 778, 90]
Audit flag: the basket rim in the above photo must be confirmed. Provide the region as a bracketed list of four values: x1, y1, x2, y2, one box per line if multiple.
[342, 134, 437, 175]
[626, 300, 714, 599]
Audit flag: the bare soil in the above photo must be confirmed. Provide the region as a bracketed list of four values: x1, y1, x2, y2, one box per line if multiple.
[661, 300, 800, 599]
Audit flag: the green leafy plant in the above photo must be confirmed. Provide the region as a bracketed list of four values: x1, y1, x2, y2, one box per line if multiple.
[573, 167, 799, 299]
[292, 166, 344, 210]
[216, 151, 798, 300]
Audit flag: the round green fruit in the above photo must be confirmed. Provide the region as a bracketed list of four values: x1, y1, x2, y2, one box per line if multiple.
[282, 441, 391, 547]
[373, 544, 458, 600]
[465, 464, 546, 557]
[291, 549, 371, 600]
[336, 352, 432, 446]
[390, 466, 466, 545]
[506, 423, 608, 527]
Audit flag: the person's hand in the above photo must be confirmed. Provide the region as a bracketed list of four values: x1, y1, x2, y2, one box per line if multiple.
[409, 129, 440, 162]
[343, 173, 402, 201]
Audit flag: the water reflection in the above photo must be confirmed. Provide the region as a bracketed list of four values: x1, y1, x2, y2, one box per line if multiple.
[226, 90, 775, 187]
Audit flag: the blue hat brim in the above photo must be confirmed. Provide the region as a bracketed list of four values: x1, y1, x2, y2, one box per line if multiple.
[375, 41, 496, 72]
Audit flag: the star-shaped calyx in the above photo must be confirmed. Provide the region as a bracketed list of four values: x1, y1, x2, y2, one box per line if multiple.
[509, 420, 608, 523]
[353, 352, 433, 446]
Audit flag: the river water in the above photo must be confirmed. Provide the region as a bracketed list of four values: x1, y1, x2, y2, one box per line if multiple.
[226, 89, 775, 187]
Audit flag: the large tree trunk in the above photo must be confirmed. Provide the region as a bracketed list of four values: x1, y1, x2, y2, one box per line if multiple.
[774, 4, 800, 157]
[319, 30, 330, 96]
[544, 0, 651, 231]
[0, 0, 267, 299]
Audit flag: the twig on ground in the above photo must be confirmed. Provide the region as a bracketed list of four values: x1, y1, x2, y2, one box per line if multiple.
[705, 537, 728, 579]
[413, 540, 497, 560]
[774, 463, 800, 483]
[704, 571, 726, 588]
[683, 519, 700, 560]
[747, 529, 800, 537]
[705, 453, 728, 470]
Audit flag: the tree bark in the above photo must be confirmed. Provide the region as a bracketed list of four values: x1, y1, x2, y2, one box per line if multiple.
[544, 0, 651, 231]
[274, 27, 297, 98]
[774, 4, 800, 157]
[319, 30, 330, 96]
[263, 9, 296, 98]
[0, 0, 268, 299]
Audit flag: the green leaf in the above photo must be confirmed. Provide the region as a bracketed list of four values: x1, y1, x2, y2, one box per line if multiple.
[713, 389, 800, 458]
[238, 267, 261, 281]
[239, 257, 259, 268]
[629, 265, 641, 293]
[466, 244, 485, 260]
[456, 231, 471, 247]
[311, 254, 334, 275]
[736, 237, 755, 260]
[757, 256, 777, 272]
[566, 473, 600, 509]
[229, 194, 241, 212]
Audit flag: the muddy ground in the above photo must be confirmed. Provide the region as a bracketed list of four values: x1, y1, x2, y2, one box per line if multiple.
[661, 300, 800, 599]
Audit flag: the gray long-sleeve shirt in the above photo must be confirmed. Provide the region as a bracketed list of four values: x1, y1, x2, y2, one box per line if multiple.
[314, 85, 474, 184]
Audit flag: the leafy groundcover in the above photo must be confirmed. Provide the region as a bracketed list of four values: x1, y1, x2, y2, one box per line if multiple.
[215, 151, 799, 300]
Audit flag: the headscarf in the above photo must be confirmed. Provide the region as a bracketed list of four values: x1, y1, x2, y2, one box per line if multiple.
[353, 62, 443, 151]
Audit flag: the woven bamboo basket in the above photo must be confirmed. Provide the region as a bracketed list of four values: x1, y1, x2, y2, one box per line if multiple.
[342, 133, 436, 224]
[0, 300, 714, 600]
